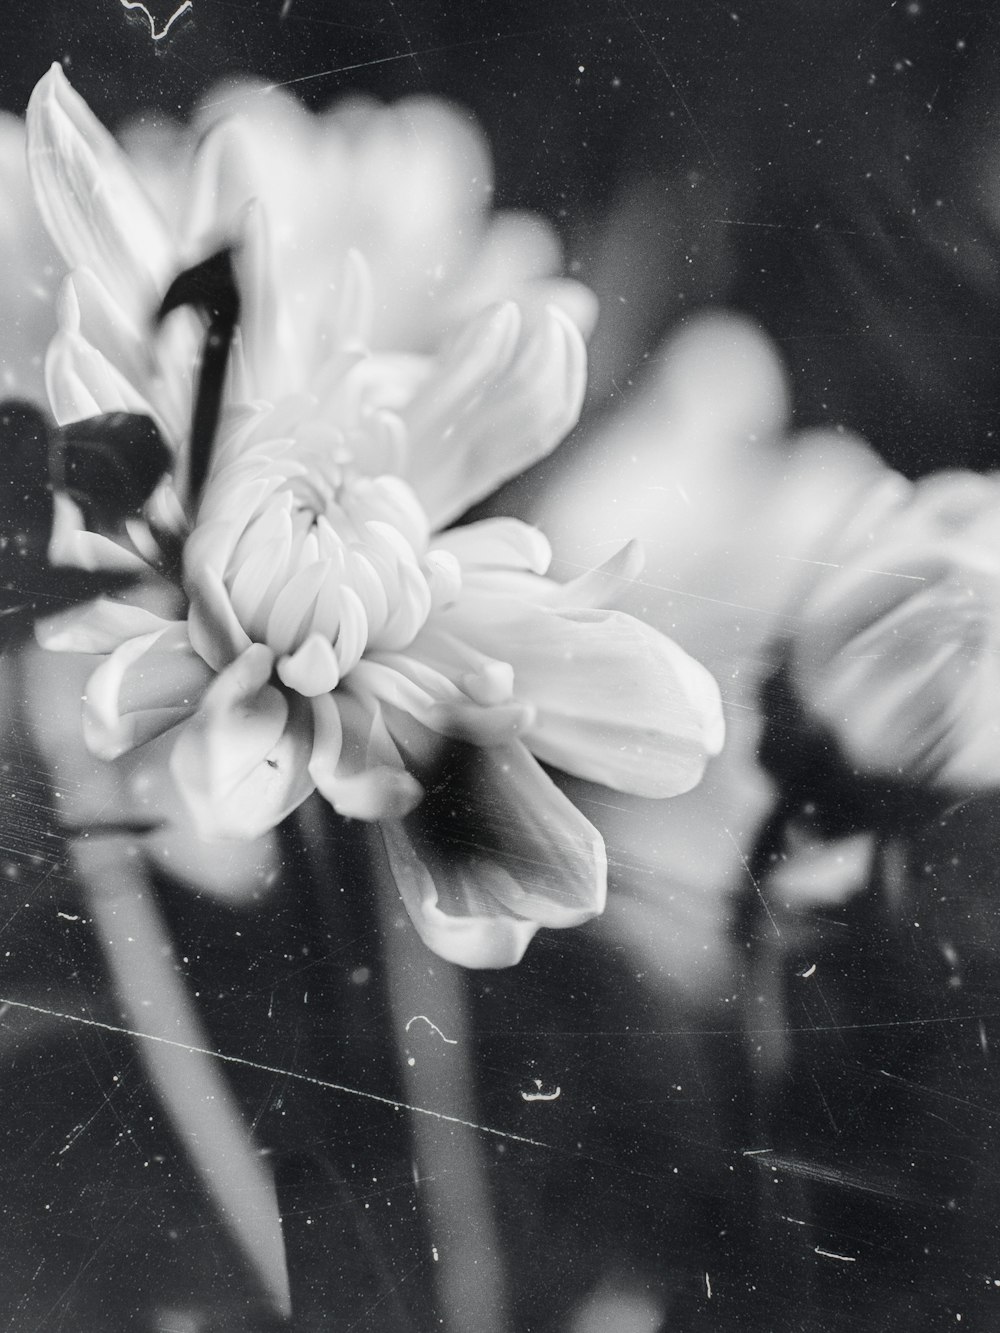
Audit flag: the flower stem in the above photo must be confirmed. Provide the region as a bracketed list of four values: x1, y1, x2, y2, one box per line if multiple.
[372, 826, 512, 1333]
[71, 833, 291, 1318]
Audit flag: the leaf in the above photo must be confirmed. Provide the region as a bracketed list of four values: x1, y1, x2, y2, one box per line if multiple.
[0, 400, 55, 548]
[57, 412, 171, 526]
[0, 399, 141, 654]
[758, 659, 946, 837]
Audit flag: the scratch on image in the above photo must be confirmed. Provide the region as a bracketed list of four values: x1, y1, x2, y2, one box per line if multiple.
[404, 1014, 458, 1045]
[119, 0, 193, 41]
[521, 1078, 561, 1102]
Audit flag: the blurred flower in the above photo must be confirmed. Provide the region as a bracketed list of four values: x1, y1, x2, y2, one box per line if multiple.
[532, 311, 895, 990]
[0, 112, 60, 404]
[28, 66, 723, 968]
[790, 467, 1000, 791]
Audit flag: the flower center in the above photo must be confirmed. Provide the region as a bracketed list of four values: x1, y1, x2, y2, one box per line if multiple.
[219, 455, 454, 696]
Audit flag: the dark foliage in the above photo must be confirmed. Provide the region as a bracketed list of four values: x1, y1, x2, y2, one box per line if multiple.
[0, 400, 170, 652]
[157, 247, 241, 509]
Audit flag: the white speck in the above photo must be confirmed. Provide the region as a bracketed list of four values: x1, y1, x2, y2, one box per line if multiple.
[432, 1245, 439, 1261]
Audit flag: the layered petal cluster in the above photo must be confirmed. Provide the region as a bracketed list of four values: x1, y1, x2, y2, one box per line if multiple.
[29, 65, 724, 967]
[790, 467, 1000, 791]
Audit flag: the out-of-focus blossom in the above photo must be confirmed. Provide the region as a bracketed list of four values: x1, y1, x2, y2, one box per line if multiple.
[183, 80, 598, 354]
[533, 312, 894, 991]
[28, 66, 723, 968]
[790, 467, 1000, 791]
[0, 113, 59, 403]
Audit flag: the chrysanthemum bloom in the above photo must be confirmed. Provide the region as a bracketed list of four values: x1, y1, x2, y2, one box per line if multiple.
[790, 467, 1000, 791]
[29, 66, 724, 967]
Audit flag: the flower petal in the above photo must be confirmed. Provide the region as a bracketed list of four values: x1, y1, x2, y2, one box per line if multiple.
[434, 517, 552, 575]
[48, 491, 151, 574]
[59, 268, 190, 447]
[170, 643, 315, 839]
[233, 201, 297, 402]
[308, 691, 422, 821]
[27, 64, 174, 323]
[446, 598, 725, 796]
[376, 821, 541, 969]
[352, 656, 534, 746]
[402, 301, 586, 527]
[83, 622, 213, 760]
[460, 540, 646, 611]
[545, 540, 645, 609]
[36, 598, 177, 653]
[46, 325, 155, 426]
[118, 730, 284, 905]
[796, 557, 1000, 786]
[183, 519, 254, 671]
[377, 735, 607, 967]
[277, 632, 341, 696]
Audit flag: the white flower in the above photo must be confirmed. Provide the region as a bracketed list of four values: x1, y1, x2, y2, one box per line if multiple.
[29, 65, 723, 968]
[531, 312, 897, 984]
[791, 467, 1000, 791]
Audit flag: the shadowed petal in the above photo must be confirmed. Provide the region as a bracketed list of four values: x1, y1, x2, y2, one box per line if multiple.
[379, 731, 607, 966]
[309, 690, 422, 820]
[48, 493, 151, 574]
[377, 820, 541, 968]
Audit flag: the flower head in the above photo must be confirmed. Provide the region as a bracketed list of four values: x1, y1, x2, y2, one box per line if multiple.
[29, 65, 723, 967]
[790, 467, 1000, 791]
